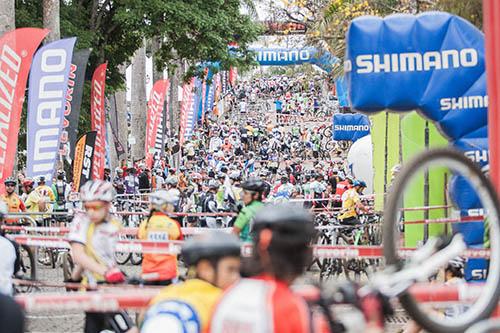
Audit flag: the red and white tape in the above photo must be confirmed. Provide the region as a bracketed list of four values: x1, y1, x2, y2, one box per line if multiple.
[7, 235, 490, 259]
[14, 284, 500, 313]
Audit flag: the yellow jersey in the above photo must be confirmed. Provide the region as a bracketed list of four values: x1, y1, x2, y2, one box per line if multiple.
[339, 188, 360, 220]
[144, 279, 222, 333]
[1, 194, 25, 224]
[138, 212, 183, 281]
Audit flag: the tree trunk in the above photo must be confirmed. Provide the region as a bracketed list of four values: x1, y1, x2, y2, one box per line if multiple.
[0, 0, 15, 36]
[115, 65, 129, 163]
[169, 60, 184, 137]
[130, 42, 147, 162]
[43, 0, 60, 43]
[151, 36, 163, 83]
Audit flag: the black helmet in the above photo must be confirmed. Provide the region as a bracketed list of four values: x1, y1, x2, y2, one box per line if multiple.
[181, 232, 241, 266]
[241, 177, 265, 193]
[253, 204, 315, 246]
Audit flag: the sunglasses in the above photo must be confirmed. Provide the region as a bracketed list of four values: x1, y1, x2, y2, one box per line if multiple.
[84, 203, 107, 211]
[5, 184, 15, 187]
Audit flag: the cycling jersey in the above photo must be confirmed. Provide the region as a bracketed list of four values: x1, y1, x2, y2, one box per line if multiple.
[339, 188, 360, 220]
[209, 275, 312, 333]
[334, 180, 350, 202]
[35, 185, 56, 202]
[68, 213, 122, 285]
[24, 190, 43, 213]
[138, 212, 183, 281]
[144, 279, 222, 333]
[1, 193, 26, 224]
[233, 201, 264, 242]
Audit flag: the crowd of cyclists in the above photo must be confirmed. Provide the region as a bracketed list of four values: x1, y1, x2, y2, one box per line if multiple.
[0, 73, 473, 333]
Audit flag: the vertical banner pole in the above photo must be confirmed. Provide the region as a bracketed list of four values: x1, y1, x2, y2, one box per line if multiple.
[484, 0, 500, 192]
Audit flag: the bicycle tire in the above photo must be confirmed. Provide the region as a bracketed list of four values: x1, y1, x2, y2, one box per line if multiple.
[16, 245, 37, 293]
[61, 251, 74, 282]
[383, 147, 500, 333]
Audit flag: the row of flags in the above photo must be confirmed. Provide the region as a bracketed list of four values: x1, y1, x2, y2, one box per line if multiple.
[0, 27, 235, 193]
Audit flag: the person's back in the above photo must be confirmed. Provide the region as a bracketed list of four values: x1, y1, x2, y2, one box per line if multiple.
[146, 278, 221, 332]
[210, 274, 311, 333]
[138, 211, 183, 283]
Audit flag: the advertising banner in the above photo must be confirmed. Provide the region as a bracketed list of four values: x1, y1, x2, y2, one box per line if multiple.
[332, 114, 370, 142]
[26, 37, 76, 185]
[72, 131, 97, 192]
[59, 49, 90, 162]
[345, 12, 486, 143]
[90, 63, 107, 180]
[252, 47, 337, 72]
[145, 79, 169, 168]
[179, 78, 195, 145]
[0, 28, 49, 192]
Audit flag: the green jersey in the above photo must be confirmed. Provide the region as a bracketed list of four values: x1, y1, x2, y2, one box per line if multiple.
[234, 201, 264, 242]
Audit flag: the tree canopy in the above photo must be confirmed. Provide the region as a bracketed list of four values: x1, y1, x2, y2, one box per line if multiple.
[15, 0, 262, 89]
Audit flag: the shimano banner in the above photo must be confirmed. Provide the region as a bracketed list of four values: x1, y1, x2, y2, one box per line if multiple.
[0, 28, 48, 192]
[333, 114, 370, 142]
[253, 47, 337, 72]
[346, 12, 488, 280]
[345, 12, 486, 143]
[26, 37, 76, 185]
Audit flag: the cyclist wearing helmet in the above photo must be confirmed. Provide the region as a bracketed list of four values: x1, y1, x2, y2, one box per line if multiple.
[138, 190, 183, 285]
[141, 232, 241, 333]
[201, 180, 220, 228]
[22, 178, 43, 214]
[34, 176, 56, 205]
[51, 170, 71, 212]
[338, 180, 367, 225]
[113, 168, 125, 195]
[233, 178, 265, 242]
[210, 205, 325, 333]
[68, 180, 130, 333]
[0, 200, 20, 295]
[1, 177, 26, 224]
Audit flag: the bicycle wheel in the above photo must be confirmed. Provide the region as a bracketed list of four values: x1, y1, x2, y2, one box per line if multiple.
[16, 245, 37, 293]
[383, 148, 500, 333]
[61, 251, 74, 282]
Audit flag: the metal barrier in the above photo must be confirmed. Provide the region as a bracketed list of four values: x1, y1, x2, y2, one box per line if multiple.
[14, 284, 500, 313]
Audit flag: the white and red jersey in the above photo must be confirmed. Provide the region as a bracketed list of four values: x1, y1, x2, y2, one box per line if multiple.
[210, 275, 327, 333]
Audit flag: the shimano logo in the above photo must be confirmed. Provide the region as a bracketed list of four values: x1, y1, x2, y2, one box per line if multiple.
[32, 48, 68, 178]
[440, 95, 488, 111]
[464, 150, 488, 164]
[256, 49, 311, 63]
[334, 124, 370, 131]
[355, 48, 478, 74]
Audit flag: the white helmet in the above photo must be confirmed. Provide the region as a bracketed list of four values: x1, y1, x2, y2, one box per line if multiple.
[80, 180, 115, 202]
[166, 176, 179, 186]
[149, 190, 178, 212]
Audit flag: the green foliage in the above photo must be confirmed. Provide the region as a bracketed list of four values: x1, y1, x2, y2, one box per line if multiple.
[14, 0, 261, 140]
[117, 0, 262, 80]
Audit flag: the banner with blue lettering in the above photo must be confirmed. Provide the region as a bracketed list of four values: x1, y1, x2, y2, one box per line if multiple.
[346, 12, 486, 143]
[252, 47, 337, 72]
[345, 12, 488, 280]
[333, 114, 370, 142]
[27, 38, 76, 185]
